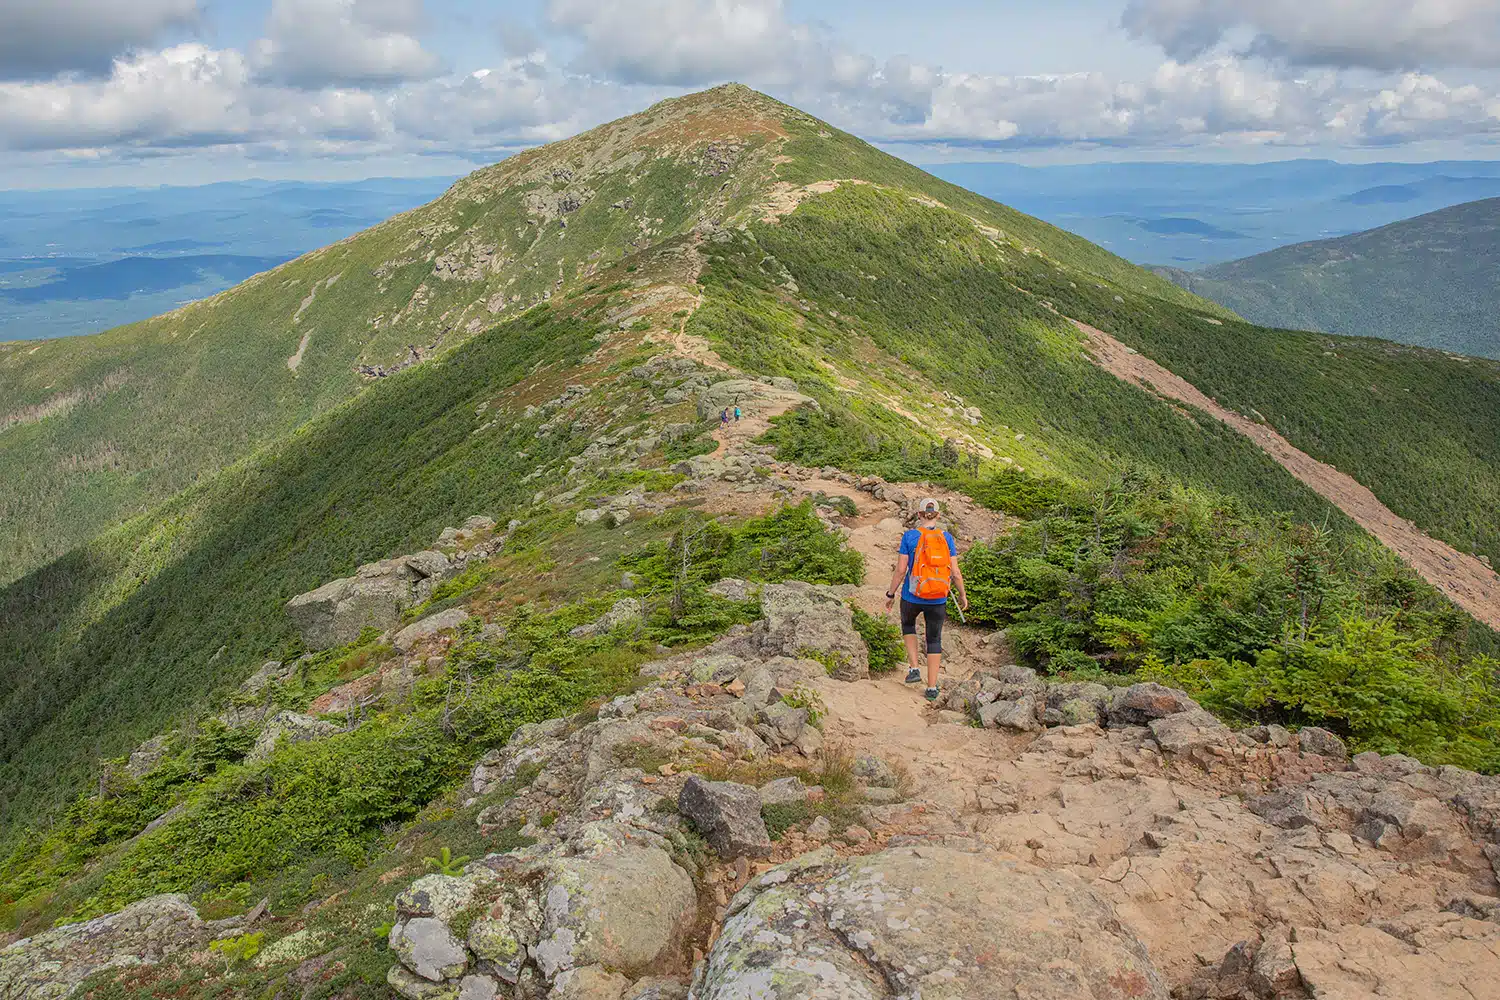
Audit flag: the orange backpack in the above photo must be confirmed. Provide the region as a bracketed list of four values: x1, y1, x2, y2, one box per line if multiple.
[909, 526, 952, 600]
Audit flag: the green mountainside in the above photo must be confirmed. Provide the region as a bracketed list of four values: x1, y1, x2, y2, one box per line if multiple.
[0, 86, 1214, 588]
[1159, 196, 1500, 359]
[4, 87, 1500, 980]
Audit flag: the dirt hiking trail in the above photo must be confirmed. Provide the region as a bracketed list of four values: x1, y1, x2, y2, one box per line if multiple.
[1076, 319, 1500, 631]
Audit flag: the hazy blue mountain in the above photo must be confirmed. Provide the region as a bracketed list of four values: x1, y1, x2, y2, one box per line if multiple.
[924, 159, 1500, 266]
[0, 177, 456, 341]
[1159, 197, 1500, 359]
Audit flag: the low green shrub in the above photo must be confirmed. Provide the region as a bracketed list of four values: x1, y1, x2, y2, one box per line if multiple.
[851, 604, 904, 673]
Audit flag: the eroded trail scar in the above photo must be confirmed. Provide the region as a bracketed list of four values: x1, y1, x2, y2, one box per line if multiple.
[1075, 318, 1500, 631]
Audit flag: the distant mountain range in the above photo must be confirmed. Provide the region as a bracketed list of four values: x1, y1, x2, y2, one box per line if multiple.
[0, 177, 455, 341]
[1158, 197, 1500, 359]
[925, 159, 1500, 267]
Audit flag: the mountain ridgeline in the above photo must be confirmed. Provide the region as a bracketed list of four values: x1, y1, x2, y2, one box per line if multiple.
[1159, 196, 1500, 359]
[4, 87, 1500, 982]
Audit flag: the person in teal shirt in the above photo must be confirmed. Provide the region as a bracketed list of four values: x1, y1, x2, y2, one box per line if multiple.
[883, 498, 968, 701]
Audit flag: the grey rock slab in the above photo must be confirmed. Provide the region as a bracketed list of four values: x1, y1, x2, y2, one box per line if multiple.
[758, 776, 809, 807]
[531, 841, 696, 979]
[388, 965, 460, 1000]
[678, 776, 771, 859]
[394, 608, 473, 651]
[391, 917, 468, 982]
[977, 696, 1041, 732]
[757, 582, 868, 680]
[286, 551, 451, 649]
[1148, 709, 1233, 755]
[247, 711, 339, 764]
[550, 965, 631, 1000]
[455, 974, 499, 1000]
[696, 847, 1168, 1000]
[0, 894, 209, 1000]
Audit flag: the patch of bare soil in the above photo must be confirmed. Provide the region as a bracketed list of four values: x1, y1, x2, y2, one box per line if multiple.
[1073, 318, 1500, 630]
[757, 178, 869, 222]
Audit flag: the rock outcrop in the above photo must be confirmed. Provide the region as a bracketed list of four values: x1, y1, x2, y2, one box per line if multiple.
[0, 894, 209, 1000]
[285, 518, 506, 650]
[693, 846, 1168, 999]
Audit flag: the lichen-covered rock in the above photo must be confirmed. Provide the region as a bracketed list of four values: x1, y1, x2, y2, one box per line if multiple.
[395, 608, 473, 651]
[1106, 682, 1200, 728]
[551, 965, 631, 1000]
[756, 582, 868, 680]
[455, 973, 501, 1000]
[286, 550, 453, 649]
[0, 894, 208, 1000]
[706, 578, 759, 603]
[391, 917, 468, 982]
[388, 964, 461, 1000]
[851, 755, 896, 788]
[759, 776, 809, 807]
[678, 776, 771, 859]
[694, 847, 1167, 1000]
[531, 837, 697, 980]
[126, 734, 173, 778]
[695, 379, 812, 422]
[247, 710, 338, 763]
[396, 873, 490, 924]
[570, 598, 645, 638]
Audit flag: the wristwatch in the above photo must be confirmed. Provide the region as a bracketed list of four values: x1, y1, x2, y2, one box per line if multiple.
[885, 591, 895, 599]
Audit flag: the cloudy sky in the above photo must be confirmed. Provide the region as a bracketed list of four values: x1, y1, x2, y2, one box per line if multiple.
[2, 0, 1499, 187]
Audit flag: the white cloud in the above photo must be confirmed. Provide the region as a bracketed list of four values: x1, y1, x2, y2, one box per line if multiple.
[546, 0, 825, 86]
[0, 44, 393, 154]
[0, 0, 198, 80]
[1122, 0, 1500, 71]
[391, 55, 613, 144]
[253, 0, 442, 89]
[2, 0, 1499, 174]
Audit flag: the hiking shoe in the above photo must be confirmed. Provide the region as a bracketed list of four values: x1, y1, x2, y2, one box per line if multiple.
[905, 668, 923, 684]
[924, 686, 940, 703]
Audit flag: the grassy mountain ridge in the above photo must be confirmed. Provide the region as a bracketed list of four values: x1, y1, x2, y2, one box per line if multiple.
[1159, 196, 1500, 359]
[4, 83, 1500, 867]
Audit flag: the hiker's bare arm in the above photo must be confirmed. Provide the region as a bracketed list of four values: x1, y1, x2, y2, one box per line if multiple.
[886, 555, 909, 612]
[951, 559, 969, 610]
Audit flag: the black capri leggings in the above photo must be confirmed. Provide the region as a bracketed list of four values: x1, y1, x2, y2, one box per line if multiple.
[899, 599, 947, 653]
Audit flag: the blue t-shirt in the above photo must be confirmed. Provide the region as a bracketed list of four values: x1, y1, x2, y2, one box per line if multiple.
[899, 527, 957, 605]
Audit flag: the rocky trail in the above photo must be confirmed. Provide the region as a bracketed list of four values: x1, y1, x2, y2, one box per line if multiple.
[11, 359, 1500, 1000]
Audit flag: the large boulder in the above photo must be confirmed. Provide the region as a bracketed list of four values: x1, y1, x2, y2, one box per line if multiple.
[390, 917, 468, 982]
[1148, 709, 1233, 756]
[530, 835, 697, 980]
[247, 711, 338, 764]
[695, 379, 812, 421]
[694, 847, 1168, 999]
[286, 551, 454, 650]
[757, 582, 868, 680]
[1105, 683, 1200, 728]
[678, 777, 771, 859]
[395, 608, 474, 651]
[0, 894, 209, 1000]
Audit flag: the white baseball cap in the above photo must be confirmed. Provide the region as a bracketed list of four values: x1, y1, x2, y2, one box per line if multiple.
[917, 497, 940, 513]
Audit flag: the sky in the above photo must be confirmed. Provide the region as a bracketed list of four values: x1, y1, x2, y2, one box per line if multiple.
[1, 0, 1499, 188]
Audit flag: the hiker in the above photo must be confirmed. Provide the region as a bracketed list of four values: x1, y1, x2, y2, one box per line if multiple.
[734, 405, 742, 422]
[720, 408, 729, 426]
[884, 497, 968, 701]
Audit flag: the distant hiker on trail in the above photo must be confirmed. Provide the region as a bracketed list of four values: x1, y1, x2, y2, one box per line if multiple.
[720, 408, 729, 426]
[885, 497, 968, 702]
[734, 405, 742, 422]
